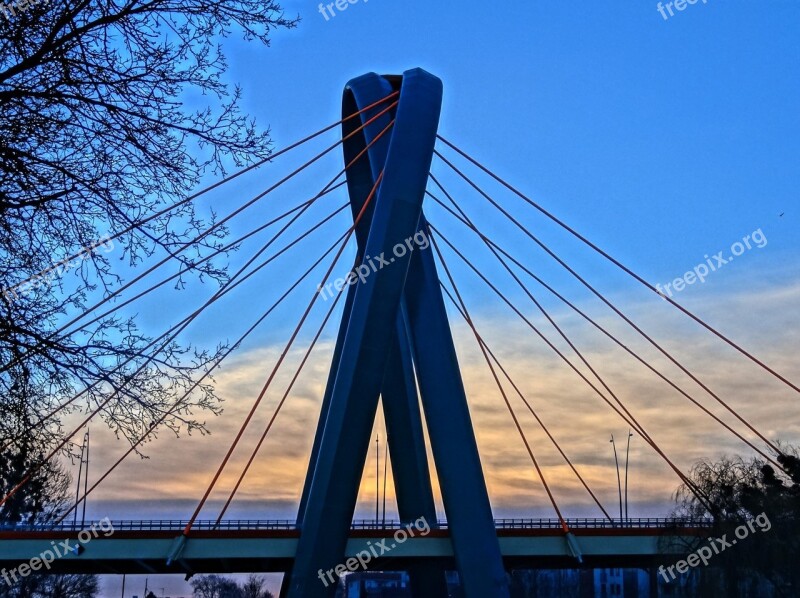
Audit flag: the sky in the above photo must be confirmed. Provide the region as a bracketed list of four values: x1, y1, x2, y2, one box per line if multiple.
[47, 1, 800, 596]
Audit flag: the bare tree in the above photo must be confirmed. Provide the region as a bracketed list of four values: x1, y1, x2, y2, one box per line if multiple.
[0, 368, 71, 525]
[32, 574, 98, 598]
[0, 574, 98, 598]
[670, 448, 800, 595]
[191, 574, 243, 598]
[240, 575, 274, 598]
[0, 0, 296, 450]
[0, 372, 99, 597]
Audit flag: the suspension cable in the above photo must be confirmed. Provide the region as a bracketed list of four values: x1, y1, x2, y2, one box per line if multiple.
[182, 170, 385, 536]
[472, 321, 613, 521]
[67, 182, 346, 336]
[429, 224, 713, 510]
[56, 227, 353, 525]
[63, 104, 398, 335]
[437, 277, 611, 521]
[9, 91, 399, 293]
[428, 191, 780, 467]
[215, 283, 346, 525]
[1, 198, 350, 453]
[431, 235, 570, 532]
[432, 154, 782, 456]
[2, 117, 396, 455]
[0, 200, 349, 510]
[428, 175, 648, 444]
[1, 101, 398, 375]
[435, 137, 800, 395]
[430, 222, 645, 440]
[425, 182, 612, 516]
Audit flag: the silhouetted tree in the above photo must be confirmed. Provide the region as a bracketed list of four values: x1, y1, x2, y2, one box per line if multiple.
[670, 446, 800, 595]
[0, 574, 98, 598]
[0, 369, 99, 596]
[33, 574, 98, 598]
[0, 368, 71, 525]
[191, 574, 244, 598]
[240, 575, 274, 598]
[0, 0, 296, 447]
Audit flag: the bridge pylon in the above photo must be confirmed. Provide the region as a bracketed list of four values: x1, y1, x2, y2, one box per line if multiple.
[286, 69, 510, 598]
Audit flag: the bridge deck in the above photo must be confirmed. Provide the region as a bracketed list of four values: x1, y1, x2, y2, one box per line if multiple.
[0, 519, 710, 575]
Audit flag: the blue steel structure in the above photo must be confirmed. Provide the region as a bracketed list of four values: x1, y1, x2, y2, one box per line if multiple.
[0, 69, 745, 596]
[0, 518, 711, 576]
[286, 69, 510, 597]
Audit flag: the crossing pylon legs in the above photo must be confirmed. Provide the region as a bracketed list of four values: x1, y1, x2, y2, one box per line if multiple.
[289, 69, 508, 598]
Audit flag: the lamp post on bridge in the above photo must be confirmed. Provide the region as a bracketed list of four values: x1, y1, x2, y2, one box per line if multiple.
[625, 430, 633, 522]
[610, 434, 623, 521]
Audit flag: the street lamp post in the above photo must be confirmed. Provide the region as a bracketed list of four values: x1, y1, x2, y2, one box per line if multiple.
[382, 434, 388, 528]
[610, 434, 623, 521]
[624, 430, 633, 522]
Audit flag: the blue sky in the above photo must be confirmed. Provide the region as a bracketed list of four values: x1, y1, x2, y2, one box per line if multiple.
[78, 1, 800, 594]
[140, 0, 800, 347]
[227, 0, 799, 270]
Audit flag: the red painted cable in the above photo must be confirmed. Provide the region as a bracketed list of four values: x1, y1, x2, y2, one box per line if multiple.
[55, 225, 354, 526]
[9, 90, 399, 293]
[0, 116, 396, 491]
[431, 235, 571, 533]
[0, 99, 398, 376]
[3, 114, 396, 505]
[438, 280, 612, 521]
[1, 195, 350, 452]
[59, 102, 399, 338]
[432, 152, 782, 456]
[72, 182, 347, 335]
[1, 191, 344, 453]
[0, 201, 350, 512]
[428, 175, 654, 443]
[182, 170, 385, 536]
[215, 282, 347, 525]
[429, 224, 713, 511]
[430, 222, 648, 440]
[436, 136, 800, 395]
[469, 316, 613, 520]
[427, 190, 781, 468]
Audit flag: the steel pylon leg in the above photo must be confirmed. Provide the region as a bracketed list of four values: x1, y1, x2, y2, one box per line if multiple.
[288, 68, 443, 598]
[288, 69, 508, 598]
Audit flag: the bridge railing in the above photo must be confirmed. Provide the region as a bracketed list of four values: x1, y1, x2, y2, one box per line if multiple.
[0, 517, 713, 533]
[492, 517, 713, 529]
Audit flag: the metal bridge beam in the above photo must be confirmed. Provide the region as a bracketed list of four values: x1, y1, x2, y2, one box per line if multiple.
[404, 219, 511, 596]
[0, 527, 700, 575]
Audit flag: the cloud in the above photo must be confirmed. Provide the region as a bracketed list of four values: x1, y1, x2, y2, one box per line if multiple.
[78, 265, 799, 523]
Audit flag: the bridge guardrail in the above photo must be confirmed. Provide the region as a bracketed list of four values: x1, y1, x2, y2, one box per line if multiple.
[0, 517, 713, 533]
